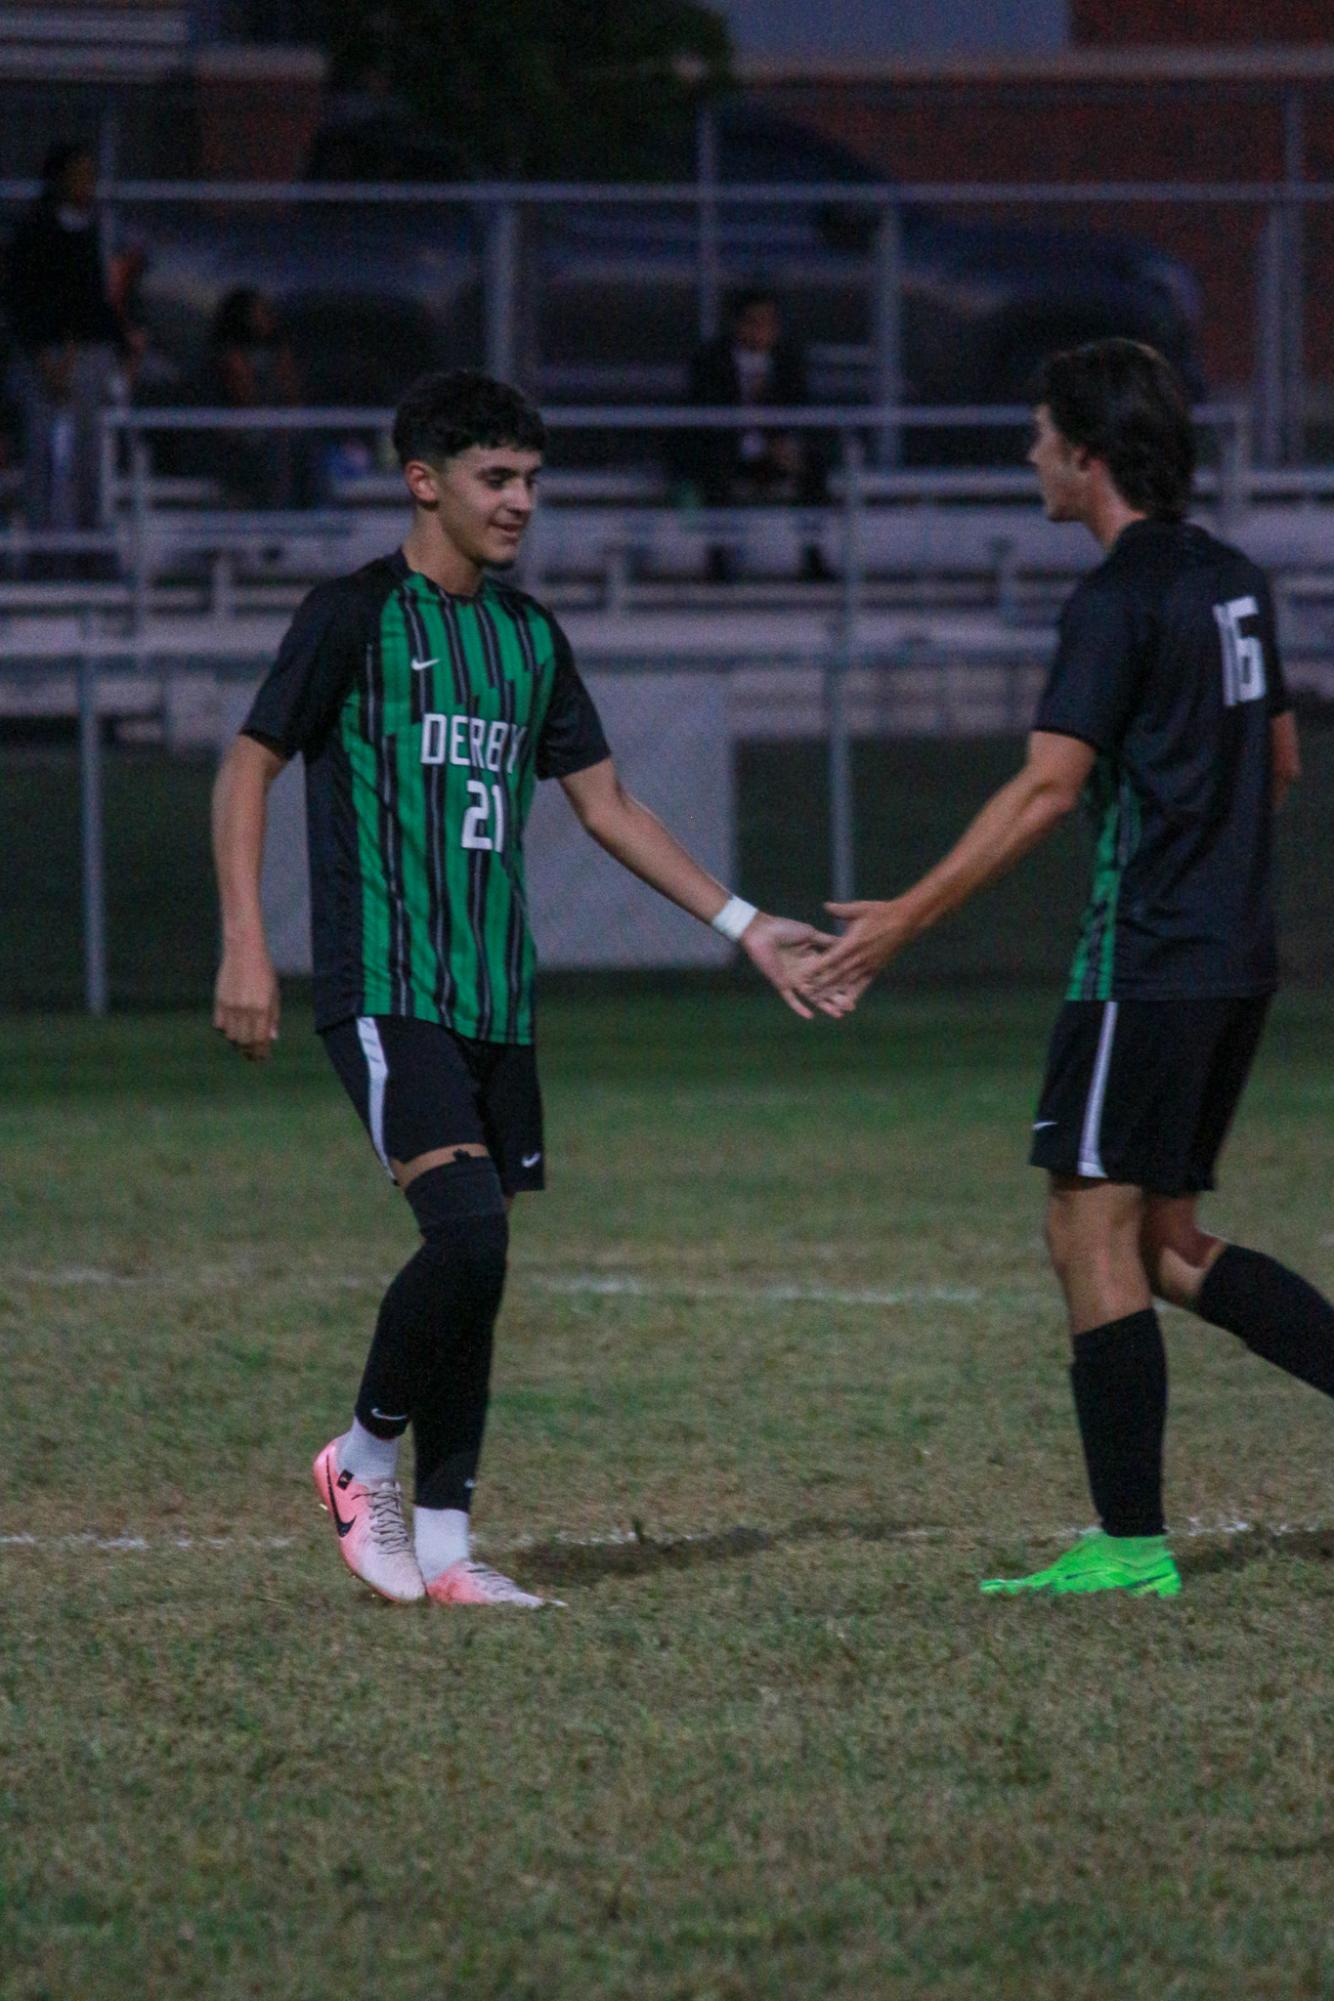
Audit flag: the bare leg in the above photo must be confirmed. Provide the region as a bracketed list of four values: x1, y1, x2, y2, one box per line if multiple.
[1043, 1175, 1168, 1538]
[1146, 1197, 1334, 1399]
[1045, 1176, 1150, 1335]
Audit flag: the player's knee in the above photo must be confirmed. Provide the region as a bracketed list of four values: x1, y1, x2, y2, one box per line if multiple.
[1044, 1182, 1142, 1282]
[1043, 1191, 1084, 1279]
[404, 1156, 509, 1287]
[1141, 1209, 1210, 1269]
[1141, 1211, 1223, 1306]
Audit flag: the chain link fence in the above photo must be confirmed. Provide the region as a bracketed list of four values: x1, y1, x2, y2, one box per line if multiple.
[3, 649, 1331, 1012]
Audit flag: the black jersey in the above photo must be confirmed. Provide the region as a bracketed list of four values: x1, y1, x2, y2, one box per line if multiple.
[1034, 519, 1290, 1002]
[242, 552, 609, 1040]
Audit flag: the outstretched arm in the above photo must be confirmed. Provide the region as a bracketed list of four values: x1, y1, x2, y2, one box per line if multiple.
[212, 733, 287, 1059]
[809, 730, 1095, 995]
[559, 757, 846, 1020]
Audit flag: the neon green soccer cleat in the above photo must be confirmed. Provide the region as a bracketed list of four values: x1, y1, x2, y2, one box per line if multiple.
[980, 1530, 1182, 1598]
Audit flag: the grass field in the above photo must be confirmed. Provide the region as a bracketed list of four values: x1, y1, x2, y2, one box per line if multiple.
[4, 988, 1334, 1999]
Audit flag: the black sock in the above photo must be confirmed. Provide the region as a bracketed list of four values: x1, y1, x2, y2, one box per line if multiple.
[411, 1295, 497, 1513]
[354, 1209, 508, 1508]
[410, 1211, 507, 1510]
[354, 1247, 444, 1441]
[1197, 1245, 1334, 1398]
[1069, 1310, 1168, 1537]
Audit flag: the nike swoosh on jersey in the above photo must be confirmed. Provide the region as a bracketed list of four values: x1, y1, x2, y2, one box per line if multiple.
[1032, 1119, 1058, 1130]
[411, 656, 440, 671]
[521, 1151, 542, 1168]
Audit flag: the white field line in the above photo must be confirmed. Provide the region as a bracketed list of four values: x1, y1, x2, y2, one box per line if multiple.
[8, 1264, 1009, 1311]
[0, 1516, 1323, 1558]
[534, 1275, 987, 1308]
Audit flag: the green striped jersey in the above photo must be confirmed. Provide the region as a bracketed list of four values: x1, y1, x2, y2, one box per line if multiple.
[242, 552, 609, 1040]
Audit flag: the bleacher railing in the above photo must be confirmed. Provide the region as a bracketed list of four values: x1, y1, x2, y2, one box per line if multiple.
[0, 396, 1296, 1014]
[0, 167, 1327, 460]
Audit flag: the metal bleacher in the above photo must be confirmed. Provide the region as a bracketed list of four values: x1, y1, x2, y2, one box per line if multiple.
[3, 401, 1334, 756]
[88, 443, 1334, 660]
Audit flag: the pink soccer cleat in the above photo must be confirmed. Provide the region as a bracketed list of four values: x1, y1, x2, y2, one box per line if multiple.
[424, 1558, 560, 1609]
[312, 1438, 425, 1605]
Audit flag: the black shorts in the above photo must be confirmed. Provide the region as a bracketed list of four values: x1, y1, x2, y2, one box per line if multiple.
[1029, 995, 1270, 1197]
[322, 1015, 545, 1196]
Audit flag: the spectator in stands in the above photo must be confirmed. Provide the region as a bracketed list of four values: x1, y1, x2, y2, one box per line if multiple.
[204, 286, 308, 508]
[680, 285, 832, 582]
[4, 142, 142, 551]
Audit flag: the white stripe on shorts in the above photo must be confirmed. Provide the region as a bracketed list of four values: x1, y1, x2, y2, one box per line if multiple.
[355, 1017, 394, 1179]
[1077, 1000, 1119, 1179]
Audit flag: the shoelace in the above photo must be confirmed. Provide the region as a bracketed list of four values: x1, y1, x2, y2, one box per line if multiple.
[459, 1560, 536, 1602]
[365, 1480, 413, 1556]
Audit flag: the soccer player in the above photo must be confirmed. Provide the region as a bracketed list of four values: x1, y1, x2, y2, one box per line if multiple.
[212, 369, 841, 1610]
[809, 338, 1333, 1598]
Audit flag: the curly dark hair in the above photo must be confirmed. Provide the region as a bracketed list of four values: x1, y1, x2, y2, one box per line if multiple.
[392, 369, 546, 468]
[1030, 339, 1195, 521]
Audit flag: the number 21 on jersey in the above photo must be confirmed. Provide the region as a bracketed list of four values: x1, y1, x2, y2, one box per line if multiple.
[1213, 596, 1267, 708]
[462, 779, 507, 852]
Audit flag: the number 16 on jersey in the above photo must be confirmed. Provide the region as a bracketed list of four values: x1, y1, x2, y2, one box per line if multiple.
[1213, 595, 1267, 708]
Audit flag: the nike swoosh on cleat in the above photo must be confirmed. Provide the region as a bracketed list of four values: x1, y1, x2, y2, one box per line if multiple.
[411, 656, 439, 671]
[1129, 1568, 1181, 1595]
[325, 1465, 355, 1538]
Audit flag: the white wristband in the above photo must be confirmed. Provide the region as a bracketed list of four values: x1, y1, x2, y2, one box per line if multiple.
[711, 894, 759, 942]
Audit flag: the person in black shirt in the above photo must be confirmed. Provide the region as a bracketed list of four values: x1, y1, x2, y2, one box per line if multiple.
[810, 339, 1333, 1597]
[203, 287, 306, 508]
[678, 287, 832, 583]
[5, 143, 138, 539]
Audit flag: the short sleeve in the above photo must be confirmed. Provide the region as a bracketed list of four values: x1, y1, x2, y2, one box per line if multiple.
[1033, 583, 1142, 754]
[241, 579, 365, 759]
[535, 622, 611, 780]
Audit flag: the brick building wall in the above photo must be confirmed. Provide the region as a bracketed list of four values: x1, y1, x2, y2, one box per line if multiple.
[1074, 0, 1334, 45]
[753, 53, 1334, 396]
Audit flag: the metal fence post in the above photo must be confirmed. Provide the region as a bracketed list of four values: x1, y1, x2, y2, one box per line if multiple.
[130, 429, 150, 632]
[1216, 403, 1249, 539]
[1282, 87, 1306, 466]
[872, 204, 904, 468]
[1254, 203, 1285, 468]
[98, 408, 116, 535]
[483, 199, 520, 383]
[826, 430, 864, 904]
[696, 101, 721, 344]
[77, 620, 108, 1017]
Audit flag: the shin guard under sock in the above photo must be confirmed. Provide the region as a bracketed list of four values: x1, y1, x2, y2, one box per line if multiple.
[1197, 1245, 1334, 1399]
[1070, 1309, 1168, 1537]
[352, 1246, 443, 1441]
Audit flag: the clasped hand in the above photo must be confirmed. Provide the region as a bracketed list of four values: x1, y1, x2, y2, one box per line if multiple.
[793, 897, 916, 1007]
[739, 913, 859, 1021]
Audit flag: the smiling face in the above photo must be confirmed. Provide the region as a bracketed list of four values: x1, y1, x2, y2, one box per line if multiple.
[404, 442, 542, 579]
[1027, 403, 1090, 523]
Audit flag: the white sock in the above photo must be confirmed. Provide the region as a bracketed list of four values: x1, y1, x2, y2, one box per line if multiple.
[414, 1507, 471, 1580]
[336, 1417, 401, 1484]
